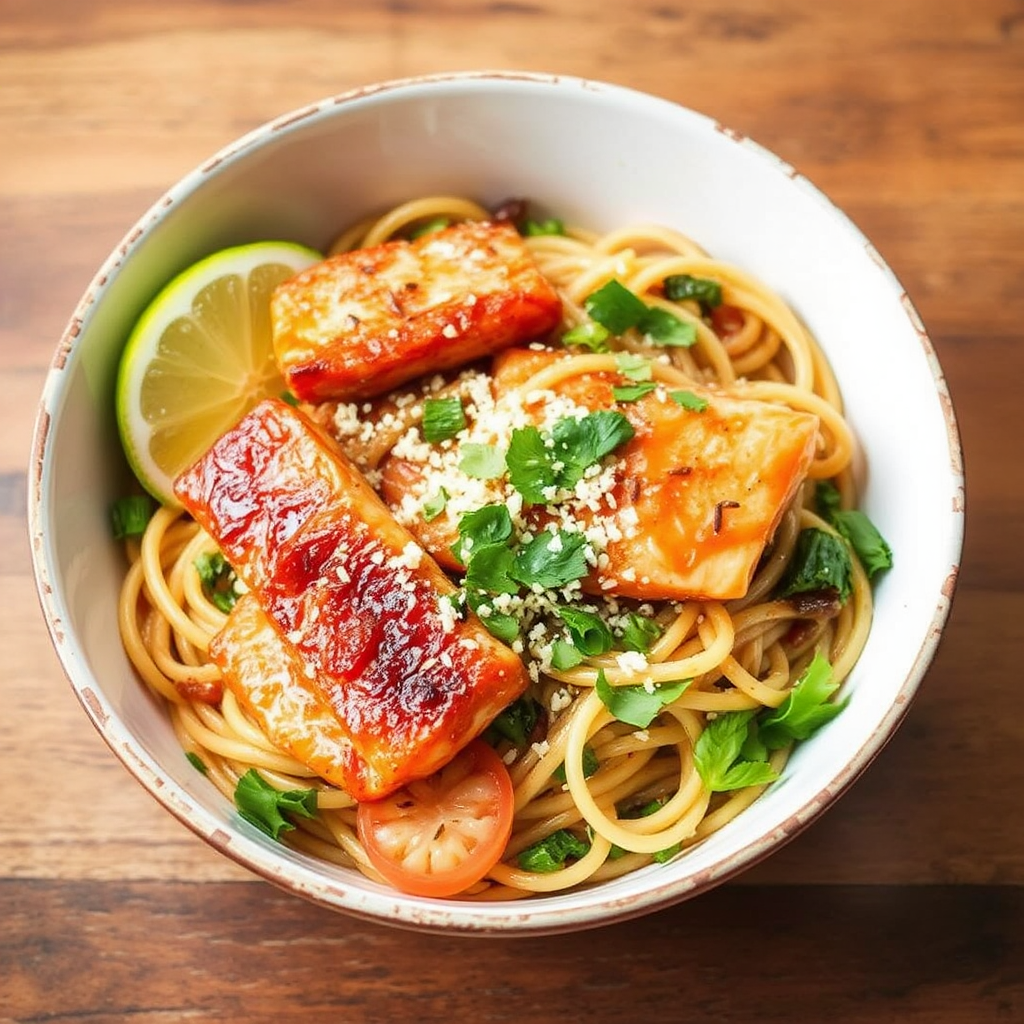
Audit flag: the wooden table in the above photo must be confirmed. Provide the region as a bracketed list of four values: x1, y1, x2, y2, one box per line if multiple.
[3, 1, 1021, 1020]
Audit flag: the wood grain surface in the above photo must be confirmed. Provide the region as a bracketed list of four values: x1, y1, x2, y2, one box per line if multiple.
[2, 0, 1022, 1020]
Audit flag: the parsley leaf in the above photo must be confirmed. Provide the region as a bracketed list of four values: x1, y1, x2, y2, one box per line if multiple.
[465, 544, 520, 594]
[512, 530, 589, 590]
[553, 744, 600, 782]
[422, 397, 466, 442]
[615, 352, 653, 381]
[523, 217, 565, 236]
[562, 322, 611, 351]
[550, 640, 584, 670]
[815, 481, 893, 579]
[452, 504, 513, 564]
[668, 389, 709, 412]
[488, 696, 540, 747]
[613, 381, 658, 402]
[778, 527, 854, 602]
[234, 769, 318, 840]
[517, 829, 591, 872]
[584, 279, 650, 334]
[466, 591, 520, 643]
[595, 669, 690, 729]
[459, 442, 506, 479]
[505, 425, 557, 504]
[620, 611, 662, 653]
[693, 711, 779, 793]
[557, 606, 613, 656]
[110, 494, 155, 540]
[758, 653, 847, 749]
[421, 487, 449, 522]
[194, 551, 239, 614]
[637, 306, 697, 347]
[662, 273, 723, 311]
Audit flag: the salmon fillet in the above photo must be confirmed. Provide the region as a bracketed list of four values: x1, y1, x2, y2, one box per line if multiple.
[270, 221, 563, 402]
[177, 399, 528, 800]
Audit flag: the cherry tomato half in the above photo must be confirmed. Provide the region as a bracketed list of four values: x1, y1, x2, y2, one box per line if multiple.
[356, 740, 515, 898]
[710, 303, 746, 339]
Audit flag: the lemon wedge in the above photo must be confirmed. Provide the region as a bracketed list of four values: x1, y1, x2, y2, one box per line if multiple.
[116, 241, 322, 505]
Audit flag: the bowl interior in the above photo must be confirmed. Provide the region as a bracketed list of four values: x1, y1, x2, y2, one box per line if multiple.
[31, 72, 964, 934]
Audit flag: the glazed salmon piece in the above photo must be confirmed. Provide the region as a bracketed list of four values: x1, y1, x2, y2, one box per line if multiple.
[270, 220, 563, 403]
[380, 348, 819, 602]
[210, 594, 372, 793]
[176, 398, 527, 800]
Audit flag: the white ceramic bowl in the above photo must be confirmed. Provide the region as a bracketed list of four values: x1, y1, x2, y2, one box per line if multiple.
[30, 72, 964, 934]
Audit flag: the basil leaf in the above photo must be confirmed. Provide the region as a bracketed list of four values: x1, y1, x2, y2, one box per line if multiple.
[557, 606, 613, 656]
[815, 480, 892, 579]
[714, 759, 779, 792]
[620, 611, 662, 653]
[422, 397, 466, 443]
[612, 381, 658, 403]
[584, 279, 650, 334]
[668, 389, 709, 412]
[662, 273, 723, 310]
[459, 442, 506, 479]
[778, 528, 854, 602]
[595, 670, 690, 729]
[234, 769, 317, 840]
[512, 530, 589, 590]
[562, 322, 611, 352]
[517, 829, 590, 873]
[758, 653, 847, 749]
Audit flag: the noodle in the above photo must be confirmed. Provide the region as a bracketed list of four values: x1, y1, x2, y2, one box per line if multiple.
[117, 195, 874, 899]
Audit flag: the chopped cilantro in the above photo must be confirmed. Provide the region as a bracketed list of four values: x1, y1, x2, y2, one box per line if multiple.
[815, 481, 893, 579]
[615, 352, 653, 381]
[421, 487, 449, 522]
[279, 389, 300, 407]
[505, 425, 556, 504]
[452, 504, 514, 564]
[595, 669, 690, 729]
[758, 653, 847, 749]
[408, 215, 451, 239]
[693, 711, 779, 793]
[561, 322, 611, 351]
[512, 530, 589, 590]
[193, 551, 239, 614]
[778, 527, 854, 602]
[523, 217, 565, 236]
[422, 397, 466, 442]
[465, 543, 520, 594]
[550, 640, 584, 670]
[465, 591, 519, 643]
[110, 494, 155, 540]
[458, 442, 506, 480]
[557, 606, 613, 656]
[234, 769, 318, 840]
[638, 307, 697, 347]
[185, 752, 208, 775]
[662, 273, 723, 312]
[488, 696, 540, 747]
[668, 389, 708, 412]
[620, 611, 662, 653]
[612, 381, 658, 402]
[553, 744, 600, 783]
[584, 279, 650, 334]
[517, 829, 591, 872]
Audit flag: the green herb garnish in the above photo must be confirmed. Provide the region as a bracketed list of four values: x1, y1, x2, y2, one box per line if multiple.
[668, 389, 709, 412]
[553, 744, 600, 783]
[663, 273, 723, 312]
[421, 487, 449, 522]
[595, 669, 690, 729]
[757, 653, 847, 749]
[422, 397, 466, 443]
[815, 481, 893, 579]
[620, 611, 662, 653]
[562, 322, 611, 351]
[523, 218, 566, 237]
[583, 279, 696, 346]
[110, 495, 155, 540]
[193, 551, 239, 614]
[488, 696, 541, 747]
[458, 442, 506, 480]
[234, 769, 318, 840]
[778, 527, 854, 602]
[693, 711, 779, 793]
[557, 606, 613, 656]
[612, 381, 658, 403]
[517, 829, 591, 873]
